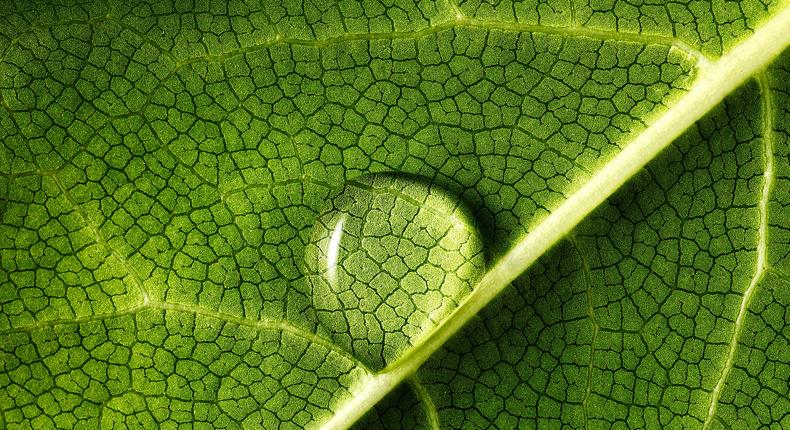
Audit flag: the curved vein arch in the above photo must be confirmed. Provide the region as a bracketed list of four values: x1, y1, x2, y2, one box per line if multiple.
[150, 301, 374, 373]
[0, 297, 452, 427]
[4, 168, 366, 369]
[320, 7, 790, 429]
[3, 169, 368, 372]
[0, 4, 786, 428]
[0, 6, 707, 185]
[0, 299, 448, 428]
[0, 11, 706, 70]
[407, 376, 441, 430]
[2, 169, 349, 360]
[702, 71, 776, 429]
[0, 299, 372, 373]
[172, 18, 708, 68]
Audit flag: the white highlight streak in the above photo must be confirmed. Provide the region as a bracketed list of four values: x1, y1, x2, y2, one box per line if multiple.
[326, 215, 347, 287]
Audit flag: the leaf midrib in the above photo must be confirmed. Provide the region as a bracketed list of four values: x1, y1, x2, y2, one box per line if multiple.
[321, 7, 790, 429]
[1, 5, 788, 429]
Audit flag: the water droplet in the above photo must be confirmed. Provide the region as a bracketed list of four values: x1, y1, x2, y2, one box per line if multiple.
[304, 173, 485, 369]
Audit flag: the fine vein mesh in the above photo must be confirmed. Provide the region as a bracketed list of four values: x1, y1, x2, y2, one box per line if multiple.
[0, 0, 787, 428]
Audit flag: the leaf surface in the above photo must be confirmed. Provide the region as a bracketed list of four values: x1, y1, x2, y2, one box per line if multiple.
[0, 1, 788, 429]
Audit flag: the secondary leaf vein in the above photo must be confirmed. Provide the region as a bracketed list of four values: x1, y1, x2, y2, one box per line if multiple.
[702, 71, 775, 430]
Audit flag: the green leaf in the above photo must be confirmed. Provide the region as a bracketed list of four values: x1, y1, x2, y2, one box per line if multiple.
[1, 1, 788, 429]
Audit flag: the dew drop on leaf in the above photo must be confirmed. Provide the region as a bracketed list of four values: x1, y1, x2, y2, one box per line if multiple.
[304, 173, 486, 370]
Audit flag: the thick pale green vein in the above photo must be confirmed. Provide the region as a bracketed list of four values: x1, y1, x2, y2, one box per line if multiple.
[320, 7, 790, 429]
[702, 72, 776, 429]
[2, 2, 789, 428]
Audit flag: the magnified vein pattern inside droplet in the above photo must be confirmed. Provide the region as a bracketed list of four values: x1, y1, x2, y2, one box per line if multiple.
[305, 173, 486, 370]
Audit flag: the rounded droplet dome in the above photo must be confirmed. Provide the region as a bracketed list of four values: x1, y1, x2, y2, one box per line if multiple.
[304, 173, 485, 369]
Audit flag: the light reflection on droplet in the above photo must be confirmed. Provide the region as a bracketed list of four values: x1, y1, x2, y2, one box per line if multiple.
[304, 173, 485, 370]
[325, 214, 346, 288]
